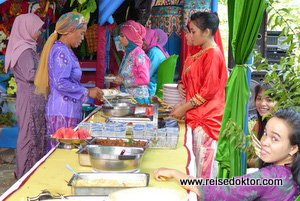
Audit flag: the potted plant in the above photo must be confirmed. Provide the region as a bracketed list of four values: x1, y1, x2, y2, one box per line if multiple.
[2, 75, 17, 122]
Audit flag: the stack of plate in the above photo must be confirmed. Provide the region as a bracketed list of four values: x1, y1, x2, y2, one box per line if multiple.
[162, 84, 183, 106]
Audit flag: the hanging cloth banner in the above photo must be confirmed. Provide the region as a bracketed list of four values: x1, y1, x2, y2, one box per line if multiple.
[98, 0, 124, 25]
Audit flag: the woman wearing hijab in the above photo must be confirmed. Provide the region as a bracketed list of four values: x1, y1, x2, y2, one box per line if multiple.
[5, 13, 46, 179]
[34, 12, 103, 151]
[154, 28, 169, 57]
[143, 28, 168, 97]
[112, 20, 151, 103]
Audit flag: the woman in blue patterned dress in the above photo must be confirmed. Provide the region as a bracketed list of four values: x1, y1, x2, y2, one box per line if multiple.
[154, 108, 300, 200]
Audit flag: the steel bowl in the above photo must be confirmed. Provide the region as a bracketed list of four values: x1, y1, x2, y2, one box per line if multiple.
[88, 145, 144, 172]
[102, 103, 136, 117]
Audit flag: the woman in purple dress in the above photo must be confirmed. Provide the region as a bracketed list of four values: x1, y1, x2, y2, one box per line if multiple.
[4, 14, 47, 179]
[34, 12, 103, 150]
[154, 108, 300, 200]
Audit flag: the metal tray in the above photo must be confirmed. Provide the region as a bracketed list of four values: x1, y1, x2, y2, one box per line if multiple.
[68, 172, 149, 195]
[61, 195, 108, 200]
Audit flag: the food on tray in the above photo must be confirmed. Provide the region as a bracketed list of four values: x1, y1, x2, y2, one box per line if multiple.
[94, 138, 147, 147]
[145, 105, 154, 115]
[135, 103, 152, 107]
[73, 178, 146, 187]
[52, 127, 90, 139]
[102, 89, 120, 96]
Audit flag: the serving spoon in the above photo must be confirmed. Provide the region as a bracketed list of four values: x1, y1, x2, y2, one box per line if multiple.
[66, 164, 83, 178]
[103, 96, 113, 107]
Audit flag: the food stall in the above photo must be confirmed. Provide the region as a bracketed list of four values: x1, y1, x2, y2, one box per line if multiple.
[0, 91, 197, 201]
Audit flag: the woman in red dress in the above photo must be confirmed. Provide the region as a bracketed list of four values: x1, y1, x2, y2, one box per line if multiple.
[170, 12, 228, 178]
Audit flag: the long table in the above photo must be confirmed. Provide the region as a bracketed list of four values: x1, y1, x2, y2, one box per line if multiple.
[1, 114, 197, 201]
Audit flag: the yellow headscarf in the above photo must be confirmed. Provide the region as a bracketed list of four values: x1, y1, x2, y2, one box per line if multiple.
[34, 12, 87, 99]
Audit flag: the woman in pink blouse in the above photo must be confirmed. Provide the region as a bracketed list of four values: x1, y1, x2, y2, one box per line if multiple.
[112, 20, 150, 103]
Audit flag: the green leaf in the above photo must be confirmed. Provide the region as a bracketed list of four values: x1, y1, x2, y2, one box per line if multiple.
[81, 9, 90, 22]
[87, 0, 97, 12]
[70, 0, 75, 7]
[280, 8, 290, 14]
[78, 0, 86, 4]
[283, 71, 291, 81]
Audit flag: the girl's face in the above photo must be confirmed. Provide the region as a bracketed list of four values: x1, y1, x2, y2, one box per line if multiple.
[185, 31, 192, 46]
[68, 24, 87, 48]
[119, 32, 129, 47]
[142, 39, 147, 50]
[260, 117, 298, 165]
[255, 89, 278, 117]
[189, 21, 208, 46]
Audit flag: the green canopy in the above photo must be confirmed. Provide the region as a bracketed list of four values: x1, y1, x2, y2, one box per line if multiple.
[215, 0, 266, 178]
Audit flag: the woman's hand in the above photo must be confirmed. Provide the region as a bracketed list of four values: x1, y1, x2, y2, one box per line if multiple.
[112, 76, 124, 86]
[89, 87, 103, 100]
[153, 168, 178, 181]
[169, 100, 193, 120]
[154, 168, 200, 196]
[171, 100, 186, 113]
[177, 83, 186, 99]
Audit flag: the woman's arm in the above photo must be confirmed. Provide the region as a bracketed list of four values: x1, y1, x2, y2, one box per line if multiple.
[153, 168, 200, 196]
[17, 49, 36, 82]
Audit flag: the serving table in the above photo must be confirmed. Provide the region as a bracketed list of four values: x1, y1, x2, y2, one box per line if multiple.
[1, 108, 197, 201]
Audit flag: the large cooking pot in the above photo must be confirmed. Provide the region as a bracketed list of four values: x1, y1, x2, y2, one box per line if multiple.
[102, 103, 136, 117]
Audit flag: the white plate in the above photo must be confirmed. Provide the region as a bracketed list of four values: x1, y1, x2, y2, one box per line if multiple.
[104, 76, 116, 82]
[163, 97, 182, 102]
[102, 89, 120, 96]
[117, 93, 131, 97]
[163, 94, 182, 99]
[163, 83, 178, 89]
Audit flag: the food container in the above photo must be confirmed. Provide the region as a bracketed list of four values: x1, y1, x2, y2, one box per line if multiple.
[68, 172, 149, 195]
[27, 190, 108, 200]
[102, 103, 136, 117]
[109, 187, 188, 201]
[76, 148, 91, 166]
[88, 145, 144, 172]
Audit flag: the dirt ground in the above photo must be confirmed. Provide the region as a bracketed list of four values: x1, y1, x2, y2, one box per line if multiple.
[0, 148, 16, 196]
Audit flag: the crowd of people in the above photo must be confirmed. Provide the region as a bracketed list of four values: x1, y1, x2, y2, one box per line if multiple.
[2, 6, 299, 200]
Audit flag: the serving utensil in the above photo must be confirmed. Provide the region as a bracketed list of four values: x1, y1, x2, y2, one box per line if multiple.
[66, 164, 83, 178]
[103, 96, 113, 107]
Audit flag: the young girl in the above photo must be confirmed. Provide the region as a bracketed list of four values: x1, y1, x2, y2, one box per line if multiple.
[154, 108, 300, 200]
[248, 83, 278, 168]
[253, 83, 278, 140]
[170, 12, 228, 178]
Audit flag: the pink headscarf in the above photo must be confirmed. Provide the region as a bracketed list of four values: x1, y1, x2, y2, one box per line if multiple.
[154, 29, 168, 47]
[144, 29, 169, 58]
[120, 20, 146, 48]
[5, 13, 44, 72]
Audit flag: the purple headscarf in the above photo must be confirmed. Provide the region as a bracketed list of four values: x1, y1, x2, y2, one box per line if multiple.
[144, 29, 169, 58]
[154, 29, 168, 47]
